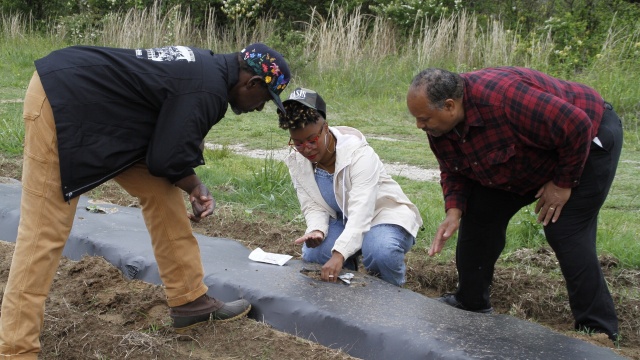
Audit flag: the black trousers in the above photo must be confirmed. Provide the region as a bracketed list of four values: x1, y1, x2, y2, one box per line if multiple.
[455, 105, 622, 339]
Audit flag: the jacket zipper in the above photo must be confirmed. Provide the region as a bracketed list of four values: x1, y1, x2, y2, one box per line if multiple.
[65, 157, 144, 202]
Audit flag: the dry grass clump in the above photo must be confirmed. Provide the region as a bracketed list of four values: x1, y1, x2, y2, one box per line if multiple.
[404, 249, 459, 295]
[503, 247, 559, 269]
[297, 8, 555, 73]
[99, 3, 196, 48]
[0, 12, 31, 38]
[301, 5, 398, 71]
[1, 2, 556, 74]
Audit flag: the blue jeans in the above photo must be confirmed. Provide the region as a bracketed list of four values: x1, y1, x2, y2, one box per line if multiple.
[302, 219, 415, 286]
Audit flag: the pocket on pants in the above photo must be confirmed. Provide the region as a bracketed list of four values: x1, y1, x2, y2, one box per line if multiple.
[23, 88, 46, 122]
[22, 87, 57, 152]
[22, 90, 58, 197]
[22, 150, 49, 197]
[572, 144, 611, 198]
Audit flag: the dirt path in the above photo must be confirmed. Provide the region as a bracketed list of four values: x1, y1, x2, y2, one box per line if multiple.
[204, 142, 441, 182]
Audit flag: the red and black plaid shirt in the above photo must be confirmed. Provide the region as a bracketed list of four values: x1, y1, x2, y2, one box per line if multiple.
[428, 67, 605, 213]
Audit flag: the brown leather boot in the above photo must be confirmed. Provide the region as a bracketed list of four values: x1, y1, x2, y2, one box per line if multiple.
[170, 294, 251, 333]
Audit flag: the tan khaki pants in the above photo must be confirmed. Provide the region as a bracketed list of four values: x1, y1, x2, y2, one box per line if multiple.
[0, 72, 207, 358]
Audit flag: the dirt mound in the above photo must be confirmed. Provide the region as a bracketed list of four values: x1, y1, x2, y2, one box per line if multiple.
[0, 241, 357, 359]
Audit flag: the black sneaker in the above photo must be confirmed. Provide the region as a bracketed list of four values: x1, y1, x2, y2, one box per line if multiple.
[436, 293, 493, 314]
[170, 294, 252, 333]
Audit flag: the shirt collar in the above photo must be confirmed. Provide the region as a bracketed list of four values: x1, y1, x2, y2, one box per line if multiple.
[223, 53, 240, 92]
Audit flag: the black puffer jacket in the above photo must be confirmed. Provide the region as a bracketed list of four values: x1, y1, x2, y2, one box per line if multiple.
[35, 45, 238, 201]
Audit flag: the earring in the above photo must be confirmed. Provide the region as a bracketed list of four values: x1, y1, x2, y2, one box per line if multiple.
[325, 132, 335, 154]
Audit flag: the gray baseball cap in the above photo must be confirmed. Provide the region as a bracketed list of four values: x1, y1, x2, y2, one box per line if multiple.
[282, 87, 327, 119]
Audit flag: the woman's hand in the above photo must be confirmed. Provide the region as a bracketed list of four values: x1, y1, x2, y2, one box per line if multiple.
[294, 230, 325, 248]
[321, 251, 344, 282]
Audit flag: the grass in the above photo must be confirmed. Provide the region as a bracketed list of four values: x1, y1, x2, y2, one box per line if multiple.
[200, 148, 301, 220]
[0, 4, 639, 269]
[0, 34, 59, 153]
[0, 105, 23, 154]
[194, 145, 640, 267]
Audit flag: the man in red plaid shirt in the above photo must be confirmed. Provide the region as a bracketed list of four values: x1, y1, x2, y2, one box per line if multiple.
[407, 67, 622, 342]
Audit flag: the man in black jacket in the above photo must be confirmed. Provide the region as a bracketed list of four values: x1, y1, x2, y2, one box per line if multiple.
[0, 43, 290, 358]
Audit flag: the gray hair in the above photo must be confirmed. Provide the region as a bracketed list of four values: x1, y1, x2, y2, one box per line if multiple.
[409, 68, 464, 109]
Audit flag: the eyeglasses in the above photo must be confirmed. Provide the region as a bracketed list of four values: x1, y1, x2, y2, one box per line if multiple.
[288, 124, 325, 151]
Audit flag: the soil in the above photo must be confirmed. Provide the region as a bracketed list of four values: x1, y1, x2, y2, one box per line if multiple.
[0, 153, 638, 359]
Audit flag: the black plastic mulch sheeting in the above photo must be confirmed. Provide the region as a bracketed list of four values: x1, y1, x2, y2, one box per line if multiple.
[0, 182, 625, 360]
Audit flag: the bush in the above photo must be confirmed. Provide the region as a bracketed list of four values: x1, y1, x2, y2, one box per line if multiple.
[221, 0, 266, 21]
[370, 0, 462, 33]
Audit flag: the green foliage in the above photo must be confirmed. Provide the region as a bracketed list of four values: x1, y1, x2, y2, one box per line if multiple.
[266, 0, 322, 26]
[0, 106, 24, 155]
[261, 30, 308, 73]
[539, 13, 596, 75]
[199, 148, 300, 218]
[369, 0, 462, 33]
[1, 4, 639, 268]
[0, 116, 24, 154]
[119, 0, 223, 28]
[507, 206, 547, 251]
[0, 0, 225, 33]
[222, 0, 266, 21]
[598, 211, 640, 268]
[84, 0, 126, 14]
[0, 0, 71, 23]
[0, 35, 59, 155]
[56, 12, 102, 44]
[266, 0, 373, 27]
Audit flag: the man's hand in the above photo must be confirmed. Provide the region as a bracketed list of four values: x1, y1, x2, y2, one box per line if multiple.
[535, 180, 571, 226]
[294, 230, 324, 248]
[321, 251, 344, 282]
[188, 183, 215, 222]
[429, 208, 462, 256]
[175, 174, 215, 222]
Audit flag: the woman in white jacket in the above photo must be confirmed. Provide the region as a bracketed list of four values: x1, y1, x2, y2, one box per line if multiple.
[278, 87, 423, 286]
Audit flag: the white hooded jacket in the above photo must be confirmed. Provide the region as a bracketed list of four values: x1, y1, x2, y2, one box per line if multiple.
[284, 126, 423, 259]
